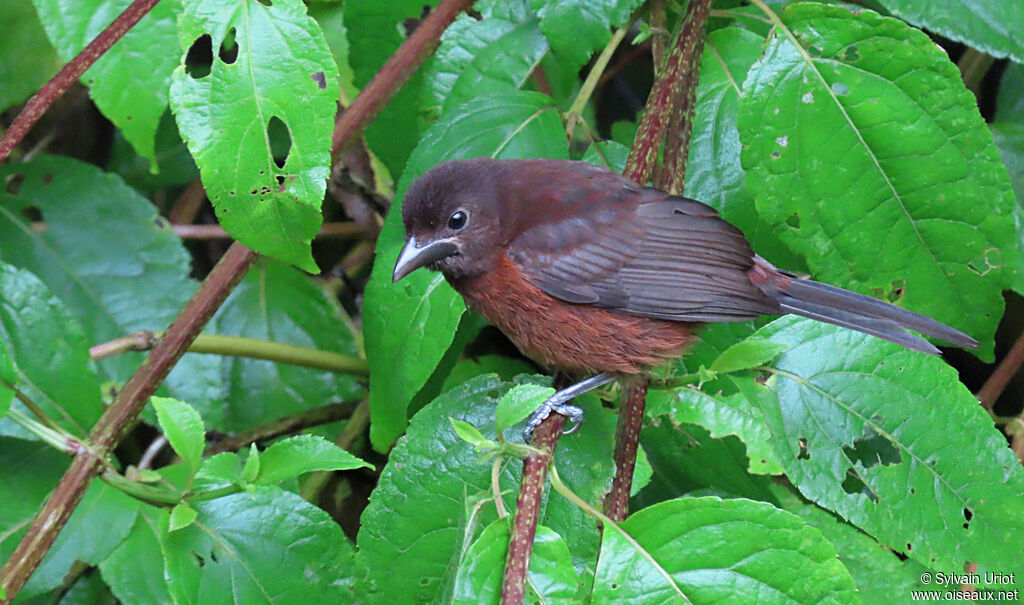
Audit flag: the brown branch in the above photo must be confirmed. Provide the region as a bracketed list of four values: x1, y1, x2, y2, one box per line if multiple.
[501, 374, 570, 605]
[167, 179, 207, 225]
[604, 0, 714, 527]
[0, 242, 257, 602]
[330, 0, 477, 162]
[977, 328, 1024, 411]
[0, 0, 163, 164]
[204, 400, 360, 456]
[171, 222, 365, 240]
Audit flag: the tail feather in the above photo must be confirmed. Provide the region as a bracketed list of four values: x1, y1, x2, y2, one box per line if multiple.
[750, 257, 979, 355]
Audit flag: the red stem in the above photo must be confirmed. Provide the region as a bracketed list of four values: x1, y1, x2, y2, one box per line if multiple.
[0, 0, 163, 164]
[977, 329, 1024, 411]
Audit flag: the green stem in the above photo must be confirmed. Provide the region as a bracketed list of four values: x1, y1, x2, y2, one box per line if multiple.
[5, 408, 75, 454]
[100, 469, 182, 505]
[565, 26, 630, 141]
[0, 379, 66, 435]
[184, 334, 368, 376]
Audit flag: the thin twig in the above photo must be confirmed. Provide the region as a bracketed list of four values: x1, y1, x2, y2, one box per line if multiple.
[204, 400, 361, 456]
[167, 179, 207, 225]
[89, 331, 158, 361]
[566, 27, 630, 141]
[0, 0, 163, 163]
[977, 328, 1024, 411]
[172, 222, 365, 240]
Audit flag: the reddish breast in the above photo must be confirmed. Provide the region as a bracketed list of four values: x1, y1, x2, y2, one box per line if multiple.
[451, 255, 696, 374]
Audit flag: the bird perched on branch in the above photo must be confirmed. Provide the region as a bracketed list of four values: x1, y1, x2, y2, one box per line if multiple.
[392, 158, 978, 438]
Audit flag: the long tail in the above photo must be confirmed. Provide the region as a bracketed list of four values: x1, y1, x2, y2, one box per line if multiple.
[748, 256, 979, 355]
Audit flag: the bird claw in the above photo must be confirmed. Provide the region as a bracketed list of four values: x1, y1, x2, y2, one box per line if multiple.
[523, 400, 584, 442]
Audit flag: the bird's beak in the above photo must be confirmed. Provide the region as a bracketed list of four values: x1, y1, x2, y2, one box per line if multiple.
[392, 236, 459, 283]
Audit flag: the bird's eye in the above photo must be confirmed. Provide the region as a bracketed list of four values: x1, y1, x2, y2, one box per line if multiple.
[447, 210, 468, 231]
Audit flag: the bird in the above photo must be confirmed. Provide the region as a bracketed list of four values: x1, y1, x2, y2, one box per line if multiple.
[392, 157, 979, 438]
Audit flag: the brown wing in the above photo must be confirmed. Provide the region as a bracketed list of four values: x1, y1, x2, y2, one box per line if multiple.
[507, 188, 781, 322]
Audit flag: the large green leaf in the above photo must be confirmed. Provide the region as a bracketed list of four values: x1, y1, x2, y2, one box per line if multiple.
[0, 0, 61, 112]
[102, 489, 356, 605]
[684, 27, 803, 270]
[170, 0, 338, 271]
[363, 90, 566, 450]
[530, 0, 642, 71]
[739, 4, 1015, 360]
[0, 264, 102, 435]
[754, 316, 1024, 575]
[209, 259, 363, 432]
[32, 0, 181, 167]
[592, 497, 857, 604]
[357, 375, 616, 603]
[991, 123, 1024, 295]
[876, 0, 1024, 63]
[0, 155, 221, 413]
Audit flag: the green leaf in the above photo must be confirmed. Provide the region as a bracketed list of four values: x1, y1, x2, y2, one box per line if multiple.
[170, 0, 339, 271]
[452, 522, 578, 604]
[781, 496, 932, 602]
[494, 383, 554, 435]
[0, 0, 61, 112]
[647, 380, 783, 476]
[151, 397, 205, 473]
[685, 27, 805, 270]
[450, 417, 488, 447]
[168, 502, 197, 532]
[241, 443, 260, 483]
[426, 13, 549, 118]
[592, 497, 857, 603]
[363, 90, 567, 451]
[255, 434, 370, 485]
[754, 316, 1024, 575]
[996, 62, 1024, 123]
[196, 451, 241, 484]
[709, 337, 788, 374]
[531, 0, 643, 71]
[104, 489, 357, 604]
[209, 259, 363, 432]
[875, 0, 1024, 63]
[357, 375, 615, 603]
[0, 263, 102, 436]
[0, 155, 220, 416]
[581, 139, 630, 173]
[990, 123, 1024, 295]
[739, 4, 1015, 360]
[32, 0, 180, 166]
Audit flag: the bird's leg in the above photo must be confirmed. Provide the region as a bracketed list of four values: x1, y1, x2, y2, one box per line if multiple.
[524, 372, 618, 441]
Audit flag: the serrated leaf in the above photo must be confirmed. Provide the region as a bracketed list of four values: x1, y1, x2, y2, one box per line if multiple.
[647, 381, 783, 476]
[875, 0, 1024, 63]
[255, 434, 370, 485]
[0, 263, 102, 436]
[357, 375, 616, 603]
[494, 383, 554, 435]
[209, 259, 363, 432]
[151, 397, 205, 473]
[170, 0, 338, 270]
[452, 522, 578, 604]
[685, 27, 805, 270]
[0, 155, 221, 417]
[592, 497, 857, 604]
[241, 443, 260, 483]
[754, 315, 1024, 575]
[168, 502, 197, 532]
[363, 90, 567, 451]
[531, 0, 642, 71]
[739, 4, 1015, 360]
[0, 0, 61, 112]
[32, 0, 180, 166]
[709, 337, 788, 374]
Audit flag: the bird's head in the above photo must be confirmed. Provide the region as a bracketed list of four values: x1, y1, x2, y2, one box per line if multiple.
[393, 158, 506, 283]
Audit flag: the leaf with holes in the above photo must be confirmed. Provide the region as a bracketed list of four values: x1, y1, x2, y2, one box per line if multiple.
[0, 155, 222, 418]
[209, 259, 363, 432]
[685, 27, 805, 270]
[170, 0, 338, 271]
[875, 0, 1024, 63]
[0, 263, 102, 436]
[32, 0, 180, 167]
[739, 4, 1015, 360]
[752, 316, 1024, 575]
[362, 90, 566, 451]
[592, 497, 856, 604]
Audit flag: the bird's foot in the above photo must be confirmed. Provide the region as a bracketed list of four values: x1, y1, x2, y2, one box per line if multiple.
[522, 372, 617, 442]
[523, 399, 584, 442]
